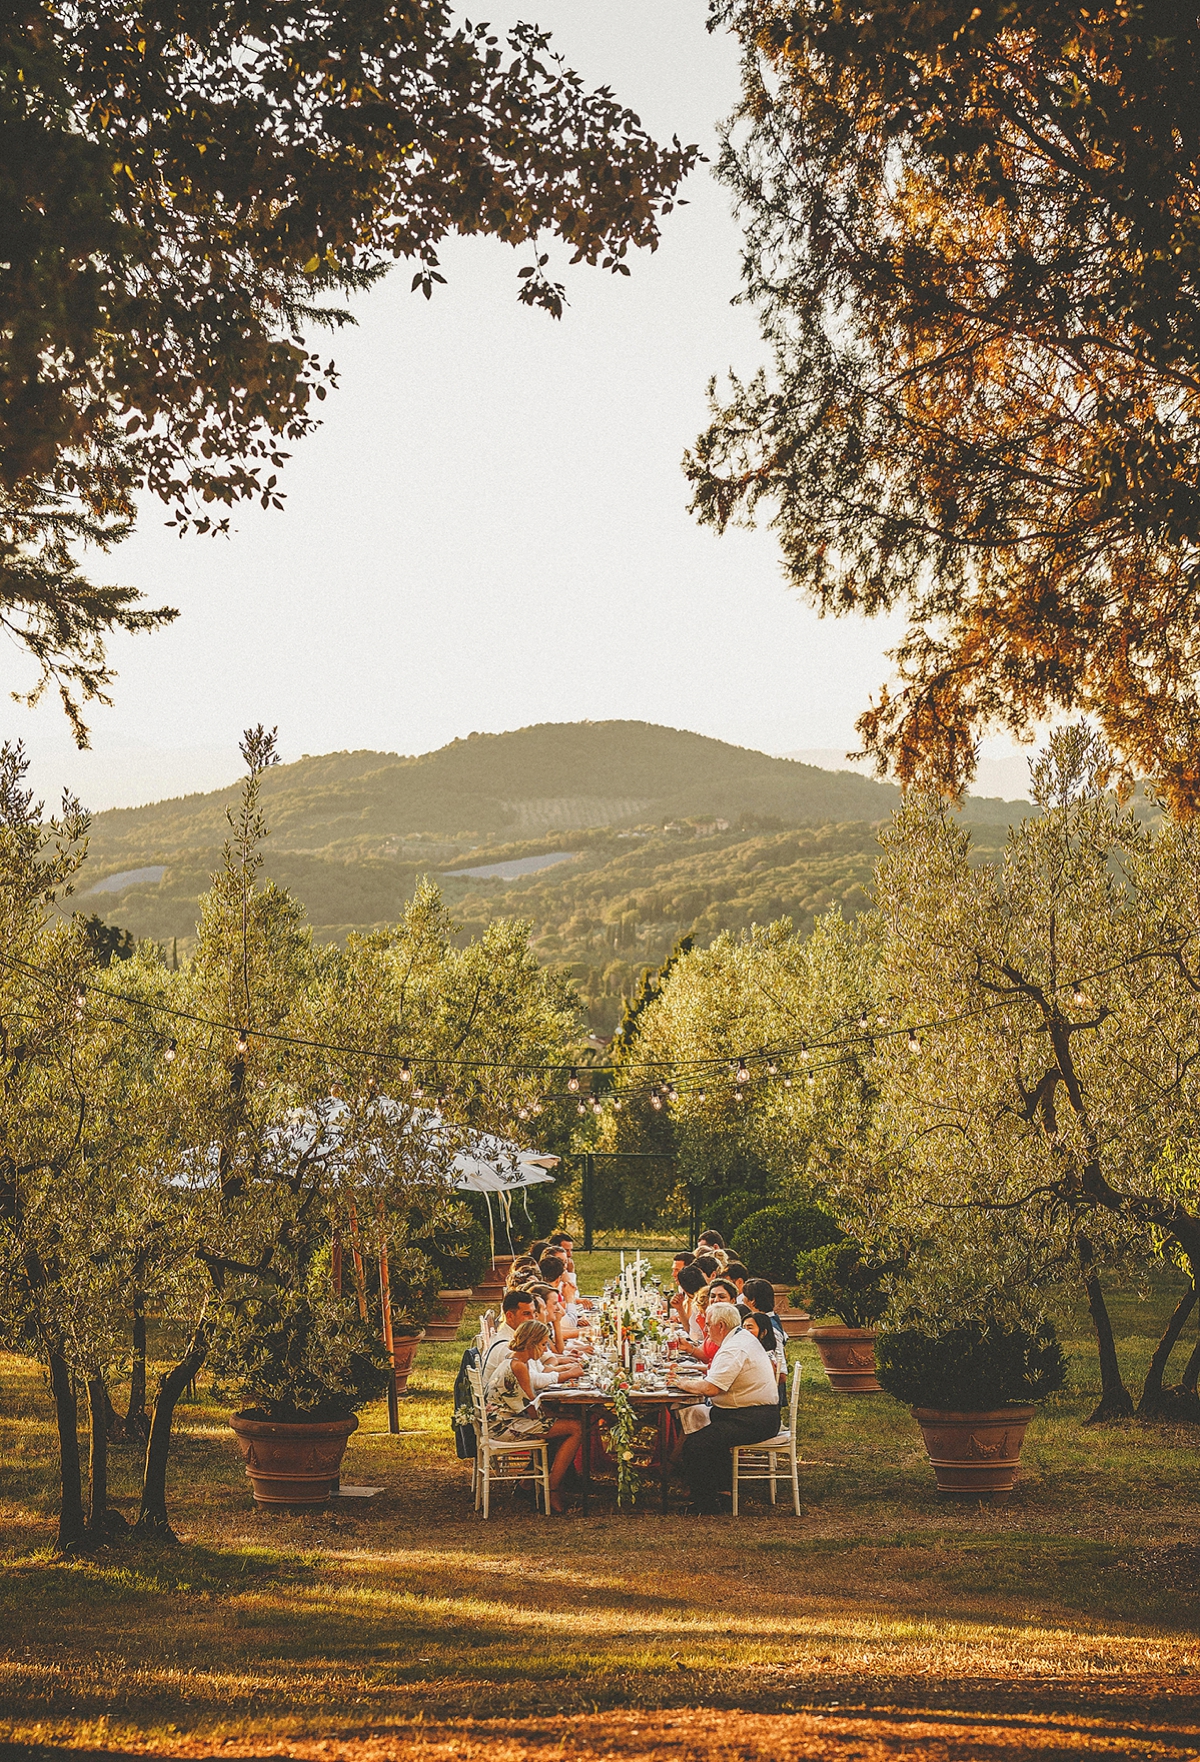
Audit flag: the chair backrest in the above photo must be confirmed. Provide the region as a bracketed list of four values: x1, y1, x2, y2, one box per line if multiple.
[466, 1364, 491, 1445]
[787, 1356, 802, 1431]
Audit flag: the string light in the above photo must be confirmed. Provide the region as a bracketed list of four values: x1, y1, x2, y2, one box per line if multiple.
[576, 1100, 587, 1116]
[857, 1010, 869, 1032]
[736, 1060, 750, 1084]
[805, 1071, 815, 1088]
[1071, 982, 1087, 1007]
[164, 1039, 177, 1063]
[667, 1084, 679, 1104]
[697, 1088, 707, 1102]
[907, 1029, 921, 1055]
[236, 1027, 249, 1054]
[400, 1058, 412, 1082]
[567, 1067, 580, 1092]
[767, 1059, 778, 1076]
[783, 1074, 792, 1088]
[75, 988, 86, 1019]
[650, 1089, 663, 1110]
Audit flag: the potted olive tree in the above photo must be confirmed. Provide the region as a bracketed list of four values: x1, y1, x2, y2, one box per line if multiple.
[418, 1215, 492, 1342]
[876, 1321, 1067, 1500]
[221, 1281, 391, 1507]
[792, 1240, 888, 1392]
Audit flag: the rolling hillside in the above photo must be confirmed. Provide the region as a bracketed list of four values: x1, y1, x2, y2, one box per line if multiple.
[73, 720, 1028, 1029]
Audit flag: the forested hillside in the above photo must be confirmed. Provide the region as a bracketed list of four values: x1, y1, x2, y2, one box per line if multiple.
[75, 721, 1026, 1029]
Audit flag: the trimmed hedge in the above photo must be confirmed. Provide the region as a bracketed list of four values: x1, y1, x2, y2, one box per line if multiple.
[730, 1201, 845, 1285]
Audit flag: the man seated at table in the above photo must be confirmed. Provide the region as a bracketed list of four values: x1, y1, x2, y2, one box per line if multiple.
[537, 1255, 581, 1339]
[668, 1301, 781, 1515]
[483, 1288, 585, 1391]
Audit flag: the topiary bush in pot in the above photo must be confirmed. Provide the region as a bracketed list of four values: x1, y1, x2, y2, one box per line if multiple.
[218, 1281, 393, 1507]
[875, 1321, 1067, 1410]
[792, 1239, 890, 1392]
[876, 1320, 1068, 1500]
[730, 1200, 846, 1286]
[792, 1241, 888, 1330]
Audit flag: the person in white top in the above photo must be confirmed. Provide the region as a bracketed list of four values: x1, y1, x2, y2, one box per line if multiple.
[668, 1301, 781, 1513]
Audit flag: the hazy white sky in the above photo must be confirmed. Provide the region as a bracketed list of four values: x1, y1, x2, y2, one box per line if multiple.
[7, 3, 1021, 812]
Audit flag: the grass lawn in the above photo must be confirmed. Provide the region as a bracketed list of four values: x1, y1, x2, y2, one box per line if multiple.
[1, 1252, 1199, 1760]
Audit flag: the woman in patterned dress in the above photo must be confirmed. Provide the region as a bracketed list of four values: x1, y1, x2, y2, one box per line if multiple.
[484, 1318, 582, 1513]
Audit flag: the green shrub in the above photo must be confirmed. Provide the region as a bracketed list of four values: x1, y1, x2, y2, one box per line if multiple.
[417, 1217, 491, 1290]
[213, 1285, 392, 1422]
[792, 1240, 888, 1328]
[875, 1322, 1068, 1410]
[699, 1186, 772, 1244]
[730, 1201, 845, 1284]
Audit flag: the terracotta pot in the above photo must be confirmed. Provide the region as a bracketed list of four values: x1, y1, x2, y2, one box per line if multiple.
[228, 1412, 357, 1507]
[810, 1325, 881, 1393]
[391, 1329, 425, 1394]
[424, 1290, 473, 1342]
[472, 1255, 514, 1301]
[912, 1405, 1036, 1502]
[772, 1285, 812, 1338]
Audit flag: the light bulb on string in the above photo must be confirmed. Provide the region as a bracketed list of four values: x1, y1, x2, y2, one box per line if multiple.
[857, 1011, 869, 1032]
[164, 1039, 177, 1064]
[650, 1089, 663, 1110]
[531, 1100, 544, 1116]
[1071, 981, 1088, 1007]
[697, 1088, 707, 1103]
[567, 1067, 580, 1093]
[577, 1100, 587, 1116]
[400, 1058, 412, 1083]
[236, 1027, 249, 1054]
[612, 1097, 623, 1111]
[907, 1030, 921, 1055]
[736, 1060, 750, 1084]
[805, 1071, 815, 1088]
[590, 1095, 603, 1114]
[783, 1074, 792, 1088]
[74, 987, 86, 1020]
[667, 1085, 679, 1104]
[767, 1060, 778, 1076]
[799, 1042, 809, 1062]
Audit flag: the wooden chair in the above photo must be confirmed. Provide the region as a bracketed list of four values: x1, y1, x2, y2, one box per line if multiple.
[731, 1361, 803, 1516]
[466, 1365, 551, 1519]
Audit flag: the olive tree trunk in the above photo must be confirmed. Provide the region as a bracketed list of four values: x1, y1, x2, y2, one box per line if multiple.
[133, 1326, 207, 1540]
[1137, 1281, 1198, 1418]
[47, 1349, 86, 1555]
[1078, 1236, 1134, 1424]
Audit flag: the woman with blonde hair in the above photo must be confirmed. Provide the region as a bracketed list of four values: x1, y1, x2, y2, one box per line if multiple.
[483, 1318, 582, 1512]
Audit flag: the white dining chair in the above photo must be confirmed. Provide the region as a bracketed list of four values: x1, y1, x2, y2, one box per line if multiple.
[731, 1360, 803, 1516]
[466, 1365, 552, 1518]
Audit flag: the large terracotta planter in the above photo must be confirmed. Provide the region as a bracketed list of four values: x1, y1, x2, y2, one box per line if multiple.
[424, 1290, 472, 1342]
[912, 1405, 1036, 1502]
[472, 1255, 514, 1302]
[392, 1329, 425, 1394]
[228, 1412, 357, 1507]
[810, 1325, 881, 1393]
[773, 1285, 812, 1339]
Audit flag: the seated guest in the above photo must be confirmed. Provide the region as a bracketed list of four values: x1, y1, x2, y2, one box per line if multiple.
[669, 1302, 781, 1514]
[527, 1240, 552, 1263]
[671, 1249, 696, 1282]
[693, 1254, 720, 1283]
[723, 1261, 750, 1299]
[674, 1263, 709, 1343]
[742, 1308, 787, 1398]
[743, 1278, 789, 1357]
[696, 1228, 726, 1252]
[530, 1282, 583, 1361]
[483, 1319, 583, 1513]
[505, 1256, 539, 1288]
[537, 1254, 580, 1338]
[709, 1276, 750, 1320]
[480, 1287, 537, 1381]
[546, 1234, 580, 1311]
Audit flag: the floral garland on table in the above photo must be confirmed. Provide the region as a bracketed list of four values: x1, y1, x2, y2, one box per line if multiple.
[604, 1377, 643, 1508]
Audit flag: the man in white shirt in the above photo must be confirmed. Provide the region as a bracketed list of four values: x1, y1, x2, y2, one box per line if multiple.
[669, 1302, 781, 1514]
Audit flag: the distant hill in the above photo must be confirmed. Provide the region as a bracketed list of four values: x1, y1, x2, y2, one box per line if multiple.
[74, 720, 1030, 1028]
[82, 721, 908, 867]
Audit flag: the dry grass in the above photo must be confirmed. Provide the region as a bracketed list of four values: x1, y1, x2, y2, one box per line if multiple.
[2, 1252, 1199, 1760]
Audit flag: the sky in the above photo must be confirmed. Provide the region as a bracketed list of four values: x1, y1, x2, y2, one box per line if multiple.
[6, 2, 1027, 812]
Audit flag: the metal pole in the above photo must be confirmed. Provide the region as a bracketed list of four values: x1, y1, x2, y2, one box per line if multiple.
[582, 1152, 595, 1254]
[376, 1200, 400, 1434]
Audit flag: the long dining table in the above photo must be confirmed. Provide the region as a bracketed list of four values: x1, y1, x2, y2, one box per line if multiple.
[539, 1385, 696, 1513]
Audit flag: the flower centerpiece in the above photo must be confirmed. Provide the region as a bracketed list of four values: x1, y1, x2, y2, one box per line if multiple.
[596, 1253, 666, 1364]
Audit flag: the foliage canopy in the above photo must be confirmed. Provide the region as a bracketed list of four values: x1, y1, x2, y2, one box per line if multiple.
[692, 1, 1200, 809]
